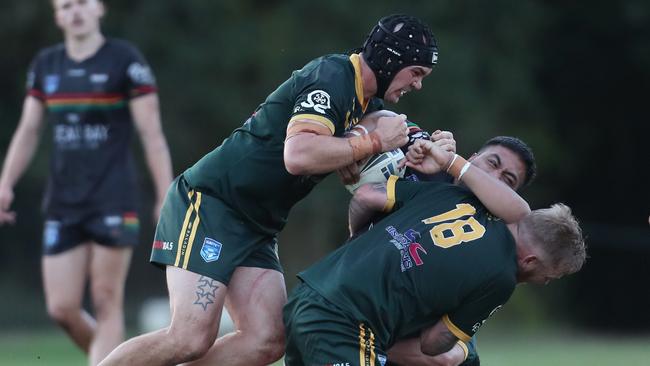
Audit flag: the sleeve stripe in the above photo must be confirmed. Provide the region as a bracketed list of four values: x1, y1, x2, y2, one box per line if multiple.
[287, 120, 333, 136]
[382, 175, 399, 212]
[27, 89, 44, 100]
[442, 314, 471, 342]
[456, 340, 469, 361]
[290, 114, 335, 135]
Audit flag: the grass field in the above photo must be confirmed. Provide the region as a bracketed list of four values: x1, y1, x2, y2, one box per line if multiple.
[1, 329, 649, 366]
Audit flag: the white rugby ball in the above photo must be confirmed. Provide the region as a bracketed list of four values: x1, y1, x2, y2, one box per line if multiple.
[345, 149, 406, 194]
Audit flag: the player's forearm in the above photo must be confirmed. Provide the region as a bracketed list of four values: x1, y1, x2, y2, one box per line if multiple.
[459, 165, 530, 222]
[130, 94, 173, 200]
[0, 121, 42, 189]
[388, 338, 465, 366]
[141, 132, 173, 200]
[284, 134, 358, 175]
[420, 321, 458, 357]
[348, 183, 388, 237]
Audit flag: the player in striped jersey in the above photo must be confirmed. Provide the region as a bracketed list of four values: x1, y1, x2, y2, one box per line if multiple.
[0, 1, 172, 364]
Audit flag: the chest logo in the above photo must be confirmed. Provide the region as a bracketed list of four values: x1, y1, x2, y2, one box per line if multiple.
[300, 90, 331, 114]
[44, 74, 60, 94]
[90, 73, 109, 83]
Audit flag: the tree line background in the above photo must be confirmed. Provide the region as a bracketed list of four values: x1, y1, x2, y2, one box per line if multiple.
[0, 0, 648, 334]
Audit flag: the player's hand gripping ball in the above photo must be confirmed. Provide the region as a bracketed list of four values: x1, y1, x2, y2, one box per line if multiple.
[345, 149, 406, 194]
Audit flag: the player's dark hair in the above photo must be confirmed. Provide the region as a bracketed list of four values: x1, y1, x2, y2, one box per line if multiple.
[361, 14, 438, 99]
[480, 136, 537, 187]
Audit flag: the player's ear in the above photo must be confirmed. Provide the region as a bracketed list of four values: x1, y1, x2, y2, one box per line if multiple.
[521, 255, 540, 271]
[97, 0, 107, 18]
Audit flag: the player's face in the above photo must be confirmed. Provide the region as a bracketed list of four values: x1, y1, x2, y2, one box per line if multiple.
[384, 66, 432, 103]
[53, 0, 104, 38]
[469, 145, 526, 191]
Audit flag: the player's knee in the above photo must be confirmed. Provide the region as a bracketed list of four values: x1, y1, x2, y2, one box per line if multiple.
[46, 302, 79, 326]
[259, 336, 285, 364]
[248, 326, 286, 364]
[166, 323, 216, 361]
[90, 282, 121, 318]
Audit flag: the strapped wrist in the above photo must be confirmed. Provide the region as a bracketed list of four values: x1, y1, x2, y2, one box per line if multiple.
[348, 132, 382, 161]
[446, 154, 469, 180]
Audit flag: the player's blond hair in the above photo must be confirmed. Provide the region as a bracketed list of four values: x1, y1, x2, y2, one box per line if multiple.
[521, 203, 587, 274]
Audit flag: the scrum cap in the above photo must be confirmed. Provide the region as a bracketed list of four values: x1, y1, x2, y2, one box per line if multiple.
[362, 14, 438, 99]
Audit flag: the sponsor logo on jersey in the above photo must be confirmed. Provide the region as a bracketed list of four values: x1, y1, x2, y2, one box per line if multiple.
[68, 68, 86, 77]
[127, 62, 155, 85]
[200, 237, 222, 263]
[44, 74, 60, 94]
[54, 124, 110, 149]
[90, 73, 109, 83]
[386, 226, 427, 272]
[472, 304, 503, 333]
[152, 240, 174, 250]
[44, 220, 61, 248]
[66, 113, 80, 124]
[324, 362, 351, 366]
[300, 90, 331, 114]
[104, 215, 123, 226]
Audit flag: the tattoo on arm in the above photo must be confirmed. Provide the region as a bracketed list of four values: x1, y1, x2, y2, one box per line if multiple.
[348, 183, 387, 237]
[421, 327, 458, 356]
[193, 276, 220, 311]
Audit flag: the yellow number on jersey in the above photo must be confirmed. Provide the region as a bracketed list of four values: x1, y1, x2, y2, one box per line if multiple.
[422, 203, 486, 248]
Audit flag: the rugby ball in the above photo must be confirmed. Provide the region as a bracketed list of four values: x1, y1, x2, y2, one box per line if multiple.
[345, 149, 406, 194]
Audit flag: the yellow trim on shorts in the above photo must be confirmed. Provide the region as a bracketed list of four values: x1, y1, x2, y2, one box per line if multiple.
[382, 175, 399, 212]
[369, 329, 376, 366]
[175, 190, 195, 267]
[359, 323, 366, 365]
[182, 191, 202, 269]
[442, 315, 471, 342]
[289, 114, 335, 135]
[457, 340, 469, 361]
[358, 324, 376, 366]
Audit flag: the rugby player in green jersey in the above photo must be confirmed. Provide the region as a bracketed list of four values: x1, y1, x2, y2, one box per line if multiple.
[100, 14, 438, 366]
[387, 136, 536, 366]
[284, 139, 586, 366]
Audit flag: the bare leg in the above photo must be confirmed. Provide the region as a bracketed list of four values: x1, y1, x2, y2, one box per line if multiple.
[185, 267, 286, 366]
[98, 266, 227, 366]
[42, 243, 95, 352]
[87, 244, 132, 365]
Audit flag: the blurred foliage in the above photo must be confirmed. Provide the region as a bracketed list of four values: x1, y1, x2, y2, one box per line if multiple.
[0, 1, 648, 332]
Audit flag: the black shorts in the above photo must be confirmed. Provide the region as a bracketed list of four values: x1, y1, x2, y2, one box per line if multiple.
[42, 210, 140, 255]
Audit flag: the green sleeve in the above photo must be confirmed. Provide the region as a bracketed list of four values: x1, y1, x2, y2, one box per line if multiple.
[290, 59, 353, 136]
[443, 273, 515, 341]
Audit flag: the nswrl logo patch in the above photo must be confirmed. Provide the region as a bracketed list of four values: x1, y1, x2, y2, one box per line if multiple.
[200, 237, 222, 263]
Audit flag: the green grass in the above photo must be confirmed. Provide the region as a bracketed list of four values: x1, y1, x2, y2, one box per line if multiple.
[0, 331, 85, 366]
[477, 327, 650, 366]
[1, 329, 649, 366]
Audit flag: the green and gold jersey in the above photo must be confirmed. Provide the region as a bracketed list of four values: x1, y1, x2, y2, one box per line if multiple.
[299, 177, 518, 347]
[183, 53, 382, 235]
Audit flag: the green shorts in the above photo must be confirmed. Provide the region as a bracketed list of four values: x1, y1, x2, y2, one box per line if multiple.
[150, 175, 283, 285]
[283, 282, 388, 366]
